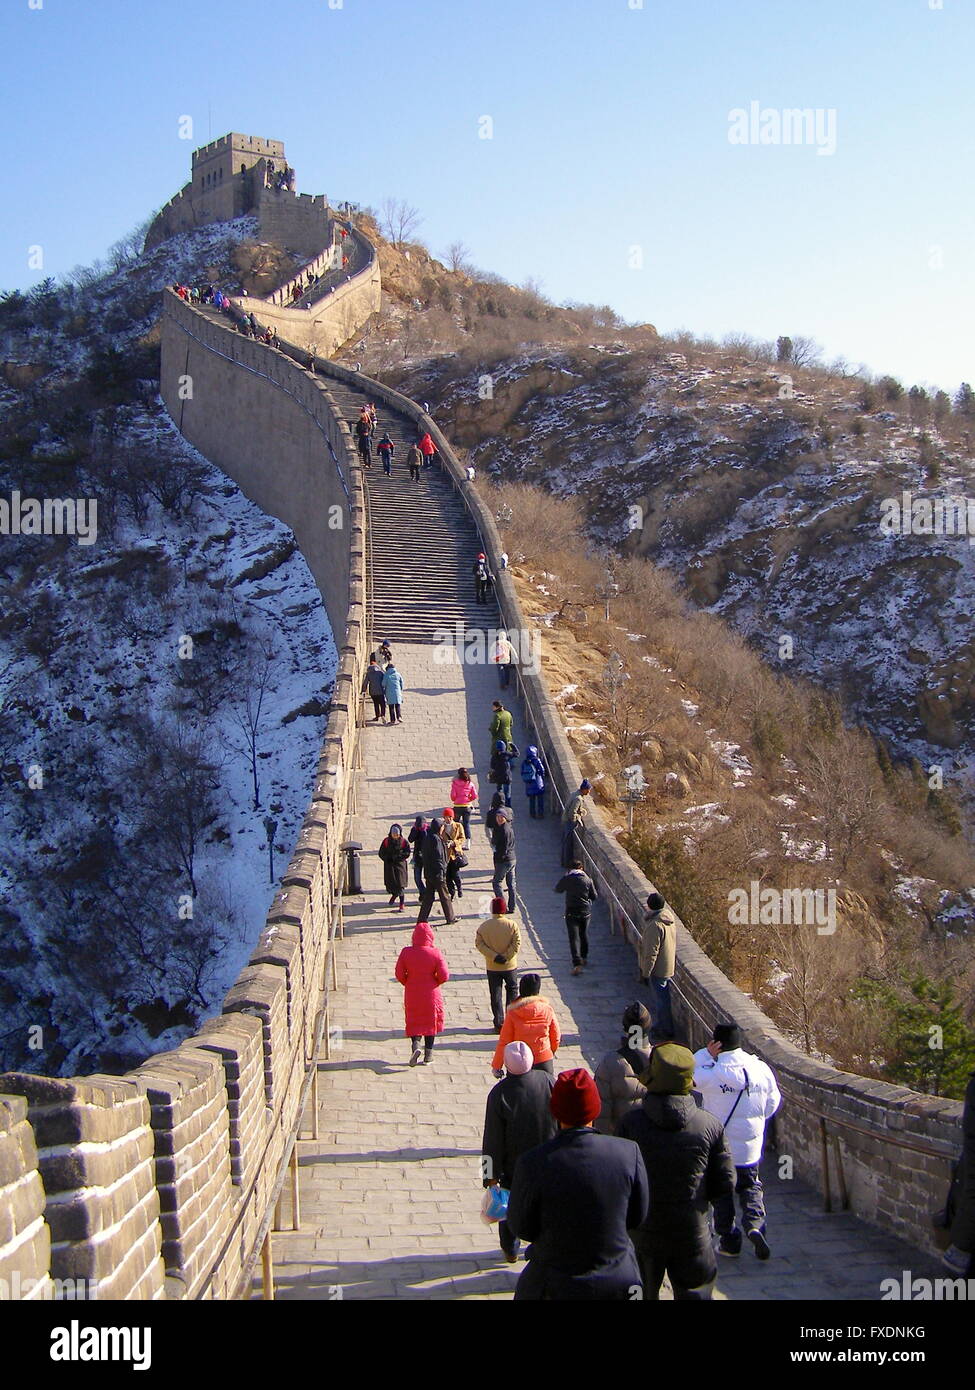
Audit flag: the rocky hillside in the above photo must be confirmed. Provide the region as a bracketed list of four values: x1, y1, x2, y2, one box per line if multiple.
[371, 341, 975, 815]
[0, 222, 337, 1075]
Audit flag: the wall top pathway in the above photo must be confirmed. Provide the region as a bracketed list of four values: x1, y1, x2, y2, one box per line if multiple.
[268, 643, 941, 1301]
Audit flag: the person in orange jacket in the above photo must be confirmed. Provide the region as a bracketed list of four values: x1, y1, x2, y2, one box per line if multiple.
[492, 973, 560, 1076]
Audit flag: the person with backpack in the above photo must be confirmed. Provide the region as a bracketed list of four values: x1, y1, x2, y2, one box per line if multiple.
[378, 824, 410, 911]
[382, 661, 404, 724]
[377, 432, 395, 475]
[618, 1043, 736, 1300]
[449, 767, 478, 844]
[485, 790, 512, 844]
[489, 739, 514, 809]
[554, 859, 598, 975]
[407, 815, 427, 900]
[362, 654, 387, 723]
[473, 553, 491, 604]
[520, 745, 547, 818]
[692, 1022, 781, 1261]
[418, 430, 437, 468]
[407, 442, 422, 481]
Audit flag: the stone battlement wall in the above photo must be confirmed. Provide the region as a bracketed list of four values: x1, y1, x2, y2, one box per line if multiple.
[299, 353, 964, 1264]
[0, 294, 370, 1300]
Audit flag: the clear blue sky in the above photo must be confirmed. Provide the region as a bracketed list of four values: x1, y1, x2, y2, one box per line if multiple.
[2, 0, 972, 392]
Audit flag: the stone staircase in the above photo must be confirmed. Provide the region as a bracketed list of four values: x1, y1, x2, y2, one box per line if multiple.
[323, 376, 499, 644]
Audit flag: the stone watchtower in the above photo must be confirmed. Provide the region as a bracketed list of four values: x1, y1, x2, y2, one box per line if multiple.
[145, 132, 289, 250]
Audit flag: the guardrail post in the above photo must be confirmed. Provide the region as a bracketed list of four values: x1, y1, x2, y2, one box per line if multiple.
[819, 1117, 833, 1213]
[832, 1134, 849, 1211]
[290, 1146, 301, 1231]
[312, 1066, 320, 1141]
[261, 1234, 275, 1300]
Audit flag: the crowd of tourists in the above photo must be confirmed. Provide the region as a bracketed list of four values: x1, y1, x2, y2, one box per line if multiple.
[353, 402, 437, 477]
[360, 651, 801, 1300]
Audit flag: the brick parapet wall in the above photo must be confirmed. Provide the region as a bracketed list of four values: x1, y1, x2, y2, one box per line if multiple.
[0, 290, 369, 1298]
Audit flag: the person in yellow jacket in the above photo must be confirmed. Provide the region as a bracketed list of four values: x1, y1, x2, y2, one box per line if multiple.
[475, 897, 522, 1031]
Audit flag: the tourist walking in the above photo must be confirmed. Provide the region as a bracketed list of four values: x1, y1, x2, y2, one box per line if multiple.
[407, 815, 427, 899]
[418, 430, 437, 468]
[378, 638, 393, 666]
[638, 892, 677, 1041]
[362, 654, 387, 722]
[560, 779, 592, 868]
[506, 1069, 649, 1300]
[493, 630, 515, 688]
[394, 922, 449, 1067]
[492, 974, 560, 1076]
[378, 823, 410, 911]
[441, 809, 467, 901]
[355, 412, 373, 467]
[520, 745, 547, 818]
[481, 1041, 556, 1262]
[489, 739, 514, 809]
[489, 699, 514, 750]
[406, 442, 422, 481]
[693, 1022, 781, 1260]
[490, 807, 517, 912]
[382, 661, 404, 724]
[617, 1043, 736, 1300]
[473, 553, 491, 604]
[377, 432, 395, 475]
[594, 1002, 651, 1135]
[416, 817, 458, 925]
[554, 859, 597, 975]
[449, 767, 478, 843]
[475, 897, 521, 1031]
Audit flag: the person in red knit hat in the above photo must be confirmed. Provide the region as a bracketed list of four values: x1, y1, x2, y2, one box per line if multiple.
[504, 1068, 649, 1299]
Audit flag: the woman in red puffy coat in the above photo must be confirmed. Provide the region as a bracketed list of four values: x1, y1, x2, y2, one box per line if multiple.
[394, 922, 450, 1068]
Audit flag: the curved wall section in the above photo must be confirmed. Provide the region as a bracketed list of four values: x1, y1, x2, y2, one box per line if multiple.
[0, 296, 369, 1301]
[304, 354, 963, 1261]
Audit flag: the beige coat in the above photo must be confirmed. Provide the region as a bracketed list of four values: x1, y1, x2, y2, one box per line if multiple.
[474, 913, 521, 972]
[638, 907, 676, 980]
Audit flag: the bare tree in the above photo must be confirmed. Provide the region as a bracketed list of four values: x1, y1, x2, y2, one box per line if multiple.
[227, 637, 278, 811]
[788, 335, 823, 368]
[443, 240, 472, 273]
[380, 198, 424, 248]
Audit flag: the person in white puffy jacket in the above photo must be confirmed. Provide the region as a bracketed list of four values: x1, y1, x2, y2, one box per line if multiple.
[693, 1021, 781, 1261]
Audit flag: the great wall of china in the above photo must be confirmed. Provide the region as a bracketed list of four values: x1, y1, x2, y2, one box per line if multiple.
[0, 135, 962, 1301]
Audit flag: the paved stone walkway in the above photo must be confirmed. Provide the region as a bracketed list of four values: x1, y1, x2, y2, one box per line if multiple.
[269, 644, 939, 1301]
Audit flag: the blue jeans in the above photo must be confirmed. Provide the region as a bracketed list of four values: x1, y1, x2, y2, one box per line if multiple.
[499, 663, 512, 688]
[492, 858, 516, 910]
[412, 859, 425, 897]
[527, 791, 545, 818]
[647, 976, 674, 1039]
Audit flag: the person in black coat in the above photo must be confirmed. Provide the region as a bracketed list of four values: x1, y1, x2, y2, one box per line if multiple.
[416, 816, 458, 925]
[407, 815, 427, 900]
[506, 1068, 649, 1300]
[617, 1042, 735, 1300]
[490, 809, 517, 914]
[482, 1040, 557, 1262]
[377, 823, 410, 911]
[362, 655, 387, 722]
